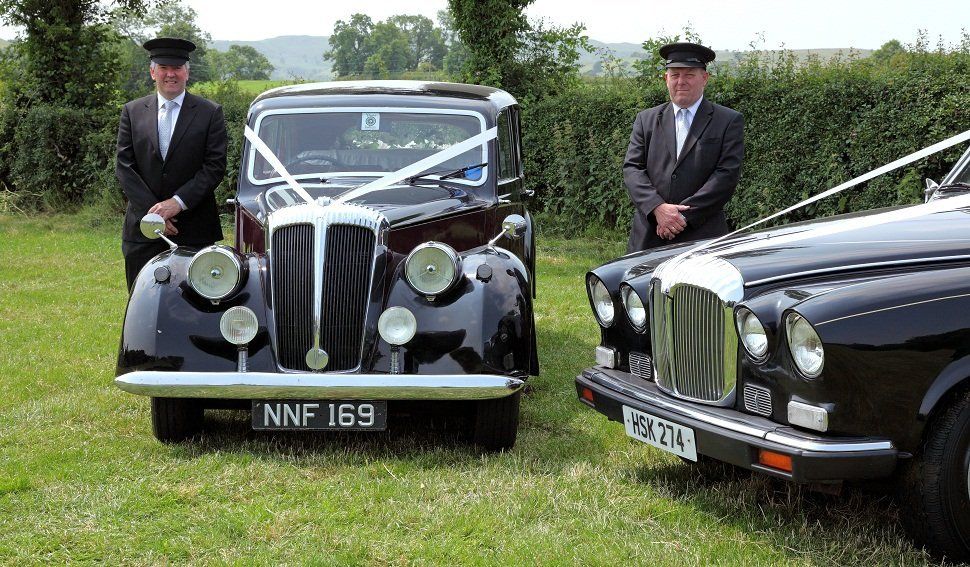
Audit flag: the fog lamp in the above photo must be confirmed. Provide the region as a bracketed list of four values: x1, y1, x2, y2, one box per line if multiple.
[220, 306, 258, 345]
[378, 307, 417, 346]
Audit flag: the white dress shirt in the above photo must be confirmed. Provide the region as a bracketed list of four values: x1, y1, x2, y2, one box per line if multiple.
[157, 90, 187, 209]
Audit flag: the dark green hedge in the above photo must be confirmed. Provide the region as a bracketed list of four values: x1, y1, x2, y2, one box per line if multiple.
[2, 51, 967, 236]
[522, 51, 970, 234]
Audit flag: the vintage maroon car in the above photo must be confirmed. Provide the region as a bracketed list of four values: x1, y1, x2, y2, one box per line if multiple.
[577, 143, 970, 559]
[116, 81, 537, 451]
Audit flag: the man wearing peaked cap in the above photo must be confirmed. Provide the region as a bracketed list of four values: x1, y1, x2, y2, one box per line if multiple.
[116, 37, 227, 291]
[622, 41, 744, 252]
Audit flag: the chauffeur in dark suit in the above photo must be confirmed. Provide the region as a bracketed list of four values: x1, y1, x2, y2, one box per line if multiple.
[116, 37, 227, 289]
[623, 42, 744, 253]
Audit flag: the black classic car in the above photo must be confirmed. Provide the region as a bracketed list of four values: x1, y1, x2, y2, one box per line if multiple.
[116, 81, 537, 451]
[576, 144, 970, 559]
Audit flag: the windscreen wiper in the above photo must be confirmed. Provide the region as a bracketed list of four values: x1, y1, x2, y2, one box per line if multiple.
[405, 163, 487, 184]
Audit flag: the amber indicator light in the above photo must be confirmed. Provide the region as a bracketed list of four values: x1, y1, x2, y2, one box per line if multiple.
[581, 388, 595, 403]
[758, 449, 793, 472]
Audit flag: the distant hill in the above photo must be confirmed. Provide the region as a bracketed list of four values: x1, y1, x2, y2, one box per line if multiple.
[211, 35, 873, 81]
[211, 36, 333, 80]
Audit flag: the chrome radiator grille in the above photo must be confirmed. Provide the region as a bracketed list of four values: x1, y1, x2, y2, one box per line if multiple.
[269, 203, 384, 373]
[271, 224, 314, 371]
[319, 225, 376, 371]
[650, 280, 737, 404]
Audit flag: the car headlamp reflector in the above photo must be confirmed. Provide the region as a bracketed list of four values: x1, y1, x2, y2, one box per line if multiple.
[378, 307, 417, 345]
[405, 242, 460, 296]
[786, 312, 824, 378]
[736, 307, 768, 360]
[220, 306, 258, 345]
[187, 246, 242, 300]
[588, 275, 614, 327]
[621, 284, 647, 332]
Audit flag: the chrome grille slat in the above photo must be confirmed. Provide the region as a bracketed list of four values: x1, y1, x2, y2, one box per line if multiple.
[320, 225, 375, 371]
[650, 280, 731, 403]
[272, 225, 314, 370]
[628, 351, 653, 381]
[268, 203, 386, 373]
[743, 384, 773, 416]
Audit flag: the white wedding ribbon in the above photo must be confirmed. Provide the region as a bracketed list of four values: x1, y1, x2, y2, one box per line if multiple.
[675, 128, 970, 262]
[335, 127, 497, 203]
[244, 125, 318, 206]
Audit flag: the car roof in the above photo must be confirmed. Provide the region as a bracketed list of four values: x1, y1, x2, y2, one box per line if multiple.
[251, 80, 518, 114]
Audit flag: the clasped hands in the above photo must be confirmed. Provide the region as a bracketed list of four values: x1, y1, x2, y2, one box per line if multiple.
[148, 198, 181, 236]
[654, 203, 690, 240]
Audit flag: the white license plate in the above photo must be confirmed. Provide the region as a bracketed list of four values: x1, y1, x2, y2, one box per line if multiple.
[252, 400, 387, 431]
[622, 406, 697, 461]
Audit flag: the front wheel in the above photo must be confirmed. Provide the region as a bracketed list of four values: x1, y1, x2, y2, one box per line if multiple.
[471, 392, 520, 452]
[899, 391, 970, 562]
[151, 397, 204, 443]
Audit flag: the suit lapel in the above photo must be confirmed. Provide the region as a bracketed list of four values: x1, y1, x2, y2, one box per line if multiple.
[165, 92, 198, 162]
[675, 99, 713, 168]
[662, 103, 677, 162]
[141, 95, 161, 161]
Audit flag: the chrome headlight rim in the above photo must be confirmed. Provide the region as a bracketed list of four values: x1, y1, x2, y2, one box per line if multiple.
[404, 241, 462, 298]
[620, 283, 647, 333]
[587, 274, 615, 328]
[735, 306, 769, 362]
[785, 311, 824, 379]
[187, 245, 244, 300]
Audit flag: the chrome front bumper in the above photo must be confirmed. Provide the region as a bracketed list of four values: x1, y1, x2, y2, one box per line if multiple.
[115, 371, 525, 400]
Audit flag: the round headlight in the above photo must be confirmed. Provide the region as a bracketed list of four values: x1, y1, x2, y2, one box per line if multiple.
[405, 242, 461, 297]
[786, 312, 824, 378]
[588, 275, 614, 327]
[378, 307, 417, 345]
[735, 307, 768, 360]
[187, 246, 242, 300]
[621, 284, 647, 332]
[220, 306, 258, 345]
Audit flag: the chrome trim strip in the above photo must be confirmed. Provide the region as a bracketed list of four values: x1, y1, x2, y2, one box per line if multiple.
[587, 370, 893, 453]
[746, 254, 970, 287]
[116, 371, 525, 400]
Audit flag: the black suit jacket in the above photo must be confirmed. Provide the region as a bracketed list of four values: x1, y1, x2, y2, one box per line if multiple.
[623, 98, 744, 252]
[116, 91, 227, 245]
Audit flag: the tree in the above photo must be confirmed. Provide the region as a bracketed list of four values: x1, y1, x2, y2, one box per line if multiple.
[325, 13, 373, 77]
[209, 45, 274, 80]
[0, 0, 151, 209]
[387, 15, 447, 70]
[326, 13, 451, 78]
[447, 0, 531, 88]
[870, 39, 906, 65]
[446, 1, 589, 99]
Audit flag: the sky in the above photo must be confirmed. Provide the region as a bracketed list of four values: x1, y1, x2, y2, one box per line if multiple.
[0, 0, 967, 51]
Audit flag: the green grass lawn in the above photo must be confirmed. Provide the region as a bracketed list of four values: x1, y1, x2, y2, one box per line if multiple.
[0, 214, 936, 564]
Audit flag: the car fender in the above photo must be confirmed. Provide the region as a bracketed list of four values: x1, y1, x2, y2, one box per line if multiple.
[117, 249, 274, 375]
[375, 245, 534, 376]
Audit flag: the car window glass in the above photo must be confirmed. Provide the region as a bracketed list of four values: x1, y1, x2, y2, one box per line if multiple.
[497, 110, 515, 181]
[252, 111, 485, 181]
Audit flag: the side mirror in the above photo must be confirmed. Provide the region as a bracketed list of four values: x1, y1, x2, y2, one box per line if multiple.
[501, 214, 528, 240]
[924, 178, 939, 202]
[488, 214, 527, 248]
[139, 213, 177, 249]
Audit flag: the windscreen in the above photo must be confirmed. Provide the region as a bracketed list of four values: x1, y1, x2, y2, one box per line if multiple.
[249, 110, 487, 183]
